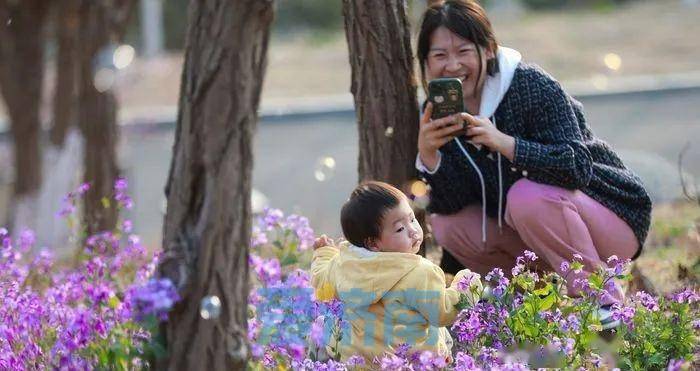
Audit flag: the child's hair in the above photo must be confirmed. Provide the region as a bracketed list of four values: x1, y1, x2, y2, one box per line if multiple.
[341, 181, 407, 248]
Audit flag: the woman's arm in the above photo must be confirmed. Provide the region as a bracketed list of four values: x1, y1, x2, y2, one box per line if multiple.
[512, 80, 593, 189]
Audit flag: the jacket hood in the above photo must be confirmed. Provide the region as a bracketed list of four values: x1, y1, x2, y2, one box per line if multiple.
[476, 46, 522, 119]
[331, 242, 423, 308]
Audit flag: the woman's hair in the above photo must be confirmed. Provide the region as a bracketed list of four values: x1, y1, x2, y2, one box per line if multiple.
[417, 0, 499, 93]
[341, 181, 407, 248]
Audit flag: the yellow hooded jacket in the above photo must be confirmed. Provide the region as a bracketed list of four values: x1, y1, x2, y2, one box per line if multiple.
[310, 242, 480, 364]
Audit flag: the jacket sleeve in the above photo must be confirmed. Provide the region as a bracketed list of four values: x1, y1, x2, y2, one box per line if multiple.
[512, 78, 593, 189]
[310, 246, 339, 298]
[403, 263, 481, 327]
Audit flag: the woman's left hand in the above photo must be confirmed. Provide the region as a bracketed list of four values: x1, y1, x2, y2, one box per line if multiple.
[461, 113, 515, 161]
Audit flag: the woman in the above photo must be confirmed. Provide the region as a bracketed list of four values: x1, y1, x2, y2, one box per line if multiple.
[414, 0, 651, 326]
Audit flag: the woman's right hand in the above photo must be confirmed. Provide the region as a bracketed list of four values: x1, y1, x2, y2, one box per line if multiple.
[418, 103, 465, 171]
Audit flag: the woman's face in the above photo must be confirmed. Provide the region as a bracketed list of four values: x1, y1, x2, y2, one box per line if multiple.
[425, 26, 493, 105]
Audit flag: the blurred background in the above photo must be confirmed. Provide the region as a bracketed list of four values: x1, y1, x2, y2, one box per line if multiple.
[1, 0, 699, 253]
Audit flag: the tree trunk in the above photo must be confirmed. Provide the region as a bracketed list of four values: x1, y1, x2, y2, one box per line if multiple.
[0, 1, 49, 230]
[75, 0, 135, 235]
[342, 0, 420, 186]
[51, 0, 80, 148]
[157, 0, 274, 369]
[342, 0, 428, 254]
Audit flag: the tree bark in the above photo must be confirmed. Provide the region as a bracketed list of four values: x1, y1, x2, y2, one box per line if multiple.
[75, 0, 135, 234]
[157, 0, 274, 369]
[342, 0, 428, 255]
[0, 0, 49, 228]
[51, 0, 80, 147]
[342, 0, 420, 187]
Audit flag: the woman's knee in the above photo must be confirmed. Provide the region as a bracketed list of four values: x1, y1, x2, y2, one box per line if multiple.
[506, 179, 561, 225]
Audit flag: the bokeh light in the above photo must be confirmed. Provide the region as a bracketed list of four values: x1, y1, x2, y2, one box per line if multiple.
[93, 68, 116, 92]
[603, 53, 622, 71]
[113, 45, 136, 70]
[591, 74, 609, 90]
[410, 180, 428, 198]
[385, 126, 394, 138]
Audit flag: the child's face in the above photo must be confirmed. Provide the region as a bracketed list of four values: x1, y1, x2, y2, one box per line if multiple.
[369, 198, 423, 254]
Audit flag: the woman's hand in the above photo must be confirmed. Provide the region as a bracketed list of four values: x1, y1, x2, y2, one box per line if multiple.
[462, 113, 515, 161]
[418, 103, 465, 170]
[313, 235, 334, 250]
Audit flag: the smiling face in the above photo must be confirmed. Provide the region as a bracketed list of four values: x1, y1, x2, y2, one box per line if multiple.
[367, 197, 423, 254]
[425, 26, 493, 113]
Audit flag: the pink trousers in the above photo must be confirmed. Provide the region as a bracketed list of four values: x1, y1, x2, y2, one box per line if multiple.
[430, 179, 639, 304]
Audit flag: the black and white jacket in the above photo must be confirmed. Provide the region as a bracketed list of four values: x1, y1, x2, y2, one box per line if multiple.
[418, 58, 652, 257]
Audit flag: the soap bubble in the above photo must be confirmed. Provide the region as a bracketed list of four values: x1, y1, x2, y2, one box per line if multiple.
[200, 295, 222, 320]
[314, 156, 336, 182]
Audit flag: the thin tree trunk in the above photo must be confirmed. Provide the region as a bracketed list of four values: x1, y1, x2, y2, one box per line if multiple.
[75, 0, 135, 235]
[157, 0, 274, 369]
[342, 0, 427, 254]
[0, 0, 50, 230]
[342, 0, 420, 186]
[51, 0, 80, 147]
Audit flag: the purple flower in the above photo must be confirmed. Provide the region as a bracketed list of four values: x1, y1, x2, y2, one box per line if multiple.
[610, 303, 636, 328]
[511, 263, 524, 277]
[560, 314, 581, 333]
[251, 226, 268, 247]
[285, 269, 310, 288]
[456, 271, 479, 292]
[485, 268, 504, 283]
[667, 359, 687, 371]
[378, 354, 406, 370]
[670, 288, 699, 304]
[122, 219, 133, 233]
[523, 250, 537, 262]
[127, 278, 180, 321]
[454, 352, 478, 370]
[634, 291, 659, 311]
[346, 355, 366, 367]
[309, 316, 325, 346]
[418, 351, 447, 369]
[559, 261, 570, 273]
[261, 207, 284, 230]
[249, 254, 281, 285]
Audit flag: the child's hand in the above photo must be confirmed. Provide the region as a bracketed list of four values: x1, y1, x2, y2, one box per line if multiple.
[313, 235, 334, 250]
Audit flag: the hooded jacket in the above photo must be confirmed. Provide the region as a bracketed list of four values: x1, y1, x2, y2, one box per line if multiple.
[310, 242, 480, 363]
[417, 47, 652, 255]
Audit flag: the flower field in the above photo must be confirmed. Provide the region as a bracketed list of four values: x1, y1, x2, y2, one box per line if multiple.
[1, 182, 698, 370]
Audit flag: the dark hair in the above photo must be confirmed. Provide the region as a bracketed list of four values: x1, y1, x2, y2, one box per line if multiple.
[417, 0, 499, 94]
[341, 181, 407, 248]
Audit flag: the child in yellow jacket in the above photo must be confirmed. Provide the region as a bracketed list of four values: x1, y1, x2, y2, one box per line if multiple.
[310, 181, 481, 364]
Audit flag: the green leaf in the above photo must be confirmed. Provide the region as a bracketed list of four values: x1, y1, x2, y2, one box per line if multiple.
[538, 293, 556, 311]
[533, 285, 551, 297]
[101, 197, 111, 209]
[588, 274, 603, 290]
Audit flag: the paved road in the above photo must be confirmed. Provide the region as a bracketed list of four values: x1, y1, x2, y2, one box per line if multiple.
[2, 88, 699, 248]
[118, 88, 700, 247]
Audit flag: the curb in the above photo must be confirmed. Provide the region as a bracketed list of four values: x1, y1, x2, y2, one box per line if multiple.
[2, 71, 700, 134]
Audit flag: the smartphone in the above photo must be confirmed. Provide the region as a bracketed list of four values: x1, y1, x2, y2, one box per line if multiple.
[428, 77, 464, 120]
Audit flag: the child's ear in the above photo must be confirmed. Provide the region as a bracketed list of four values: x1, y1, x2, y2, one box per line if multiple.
[365, 238, 380, 252]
